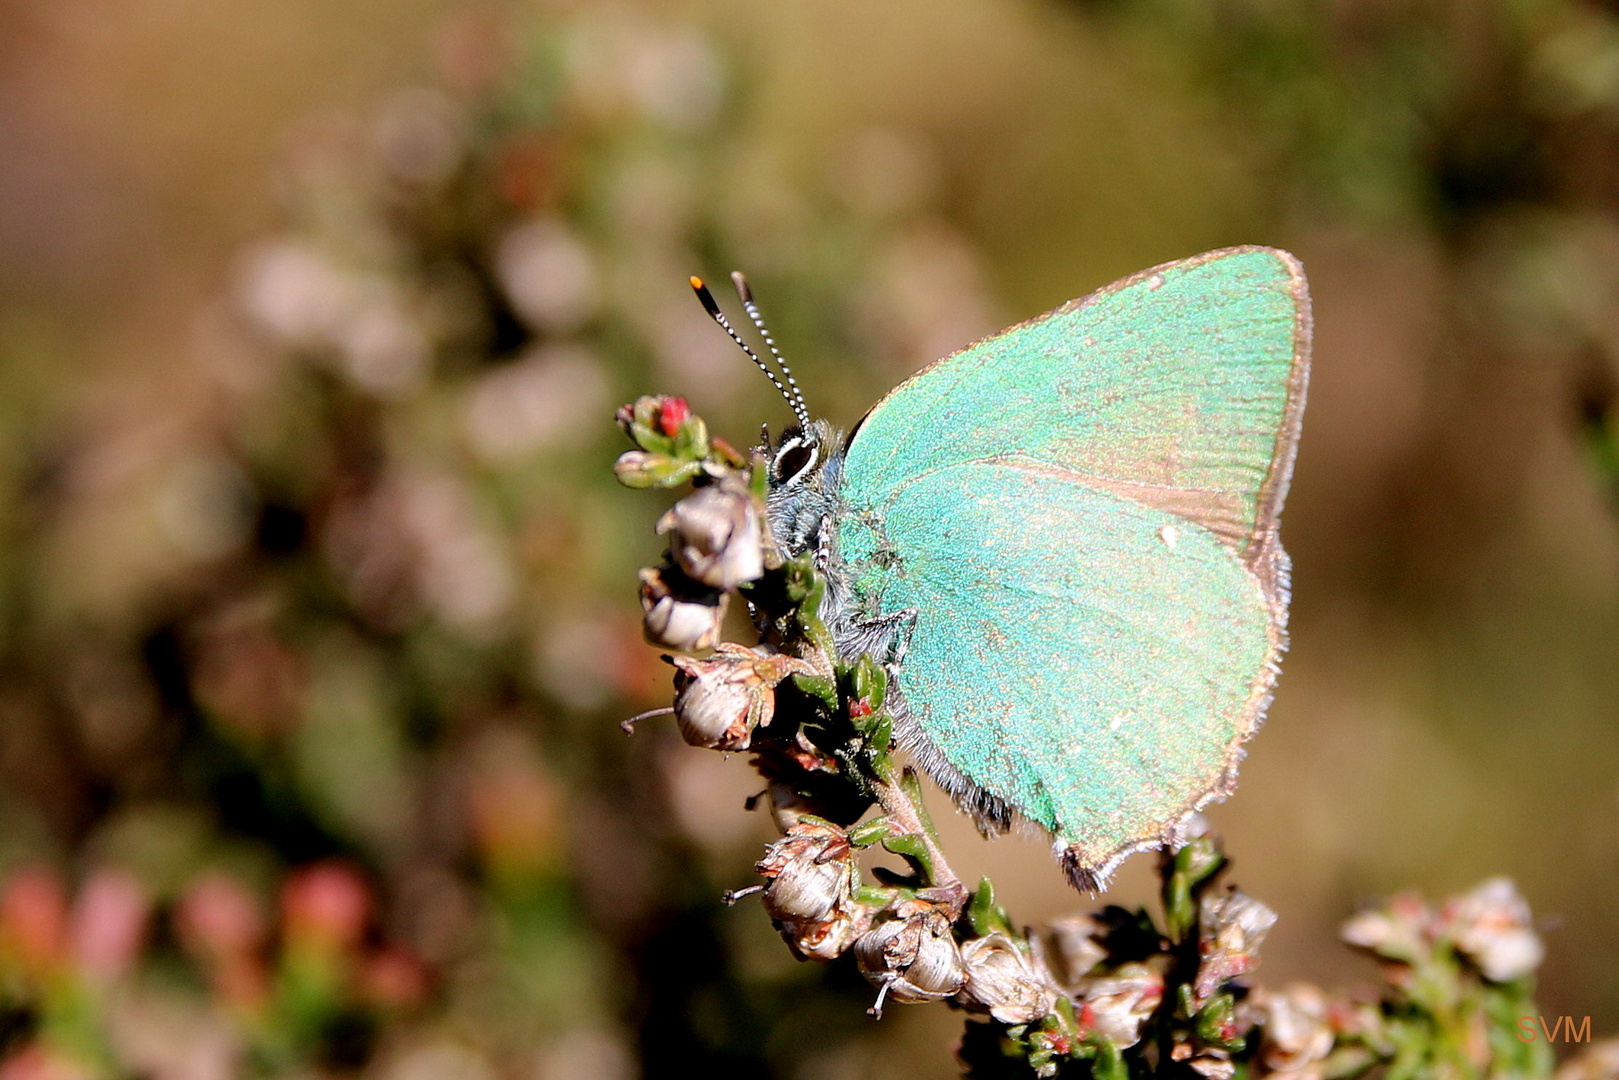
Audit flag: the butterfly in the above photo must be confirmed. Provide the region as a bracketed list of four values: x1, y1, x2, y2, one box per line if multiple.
[695, 246, 1310, 890]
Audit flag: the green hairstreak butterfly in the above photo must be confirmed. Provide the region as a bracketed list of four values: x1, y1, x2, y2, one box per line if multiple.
[697, 246, 1310, 889]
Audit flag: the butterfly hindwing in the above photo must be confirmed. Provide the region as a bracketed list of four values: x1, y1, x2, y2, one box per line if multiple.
[836, 246, 1310, 882]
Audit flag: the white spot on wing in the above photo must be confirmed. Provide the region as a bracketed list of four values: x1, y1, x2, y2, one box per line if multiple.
[1109, 714, 1126, 731]
[1157, 524, 1180, 549]
[1146, 273, 1165, 291]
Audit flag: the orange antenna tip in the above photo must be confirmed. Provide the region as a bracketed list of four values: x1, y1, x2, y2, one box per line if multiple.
[690, 276, 722, 317]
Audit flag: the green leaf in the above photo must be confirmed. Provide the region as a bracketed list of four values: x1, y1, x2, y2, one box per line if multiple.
[790, 671, 838, 708]
[1090, 1036, 1128, 1080]
[673, 414, 710, 459]
[849, 816, 892, 847]
[967, 877, 1013, 938]
[881, 832, 928, 861]
[849, 654, 887, 713]
[614, 451, 703, 489]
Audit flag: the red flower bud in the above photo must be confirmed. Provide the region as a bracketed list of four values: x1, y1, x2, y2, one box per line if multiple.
[658, 396, 690, 436]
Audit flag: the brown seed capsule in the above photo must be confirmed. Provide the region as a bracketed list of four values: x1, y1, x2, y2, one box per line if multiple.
[638, 566, 725, 654]
[656, 477, 764, 590]
[856, 907, 966, 1006]
[752, 821, 872, 961]
[780, 902, 872, 963]
[757, 823, 854, 924]
[667, 644, 814, 751]
[670, 656, 758, 751]
[956, 930, 1056, 1025]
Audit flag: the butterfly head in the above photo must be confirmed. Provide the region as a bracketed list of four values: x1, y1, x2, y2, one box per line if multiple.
[764, 419, 843, 558]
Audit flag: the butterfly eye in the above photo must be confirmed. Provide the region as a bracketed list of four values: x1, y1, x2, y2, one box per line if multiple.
[772, 437, 819, 486]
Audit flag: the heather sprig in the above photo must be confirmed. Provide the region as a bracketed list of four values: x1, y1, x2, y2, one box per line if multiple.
[618, 396, 1610, 1079]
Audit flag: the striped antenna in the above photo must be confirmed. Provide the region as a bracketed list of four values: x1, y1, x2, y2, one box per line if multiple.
[689, 275, 813, 434]
[730, 271, 811, 430]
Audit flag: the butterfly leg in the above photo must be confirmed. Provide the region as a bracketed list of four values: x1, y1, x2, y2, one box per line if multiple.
[813, 514, 836, 573]
[849, 607, 918, 669]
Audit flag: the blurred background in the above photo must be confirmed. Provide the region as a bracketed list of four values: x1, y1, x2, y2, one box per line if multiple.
[0, 0, 1616, 1077]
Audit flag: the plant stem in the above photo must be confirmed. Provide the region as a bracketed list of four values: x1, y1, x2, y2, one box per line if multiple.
[872, 766, 969, 915]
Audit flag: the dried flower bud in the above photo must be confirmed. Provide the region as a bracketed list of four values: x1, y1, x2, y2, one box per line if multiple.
[1340, 892, 1430, 965]
[668, 644, 813, 751]
[1554, 1039, 1619, 1080]
[671, 655, 758, 750]
[1185, 1052, 1235, 1080]
[753, 821, 874, 961]
[657, 478, 764, 589]
[1079, 961, 1164, 1046]
[1045, 914, 1108, 990]
[1255, 984, 1333, 1076]
[957, 930, 1056, 1024]
[639, 566, 725, 654]
[856, 908, 966, 1005]
[757, 822, 854, 924]
[765, 781, 821, 832]
[1438, 877, 1543, 983]
[1194, 889, 1276, 1007]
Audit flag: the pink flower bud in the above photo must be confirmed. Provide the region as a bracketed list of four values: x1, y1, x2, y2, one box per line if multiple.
[176, 874, 264, 960]
[175, 873, 267, 1008]
[362, 946, 432, 1008]
[1437, 877, 1543, 983]
[1194, 889, 1276, 1007]
[1079, 962, 1164, 1046]
[1255, 984, 1334, 1075]
[282, 861, 370, 951]
[70, 869, 149, 985]
[657, 396, 690, 436]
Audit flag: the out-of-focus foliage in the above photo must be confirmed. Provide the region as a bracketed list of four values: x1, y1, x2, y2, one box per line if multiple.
[0, 0, 1616, 1078]
[0, 6, 997, 1077]
[1064, 0, 1619, 505]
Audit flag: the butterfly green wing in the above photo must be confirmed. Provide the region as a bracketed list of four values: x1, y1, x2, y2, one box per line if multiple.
[837, 246, 1310, 885]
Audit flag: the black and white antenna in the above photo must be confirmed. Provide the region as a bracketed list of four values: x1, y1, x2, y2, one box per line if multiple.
[689, 275, 813, 434]
[730, 271, 811, 431]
